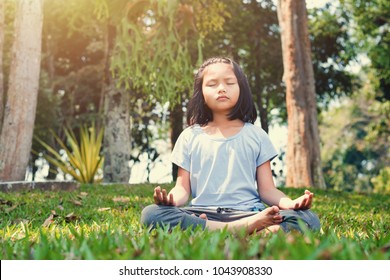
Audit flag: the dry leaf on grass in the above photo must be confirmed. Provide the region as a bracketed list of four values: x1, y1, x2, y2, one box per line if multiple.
[42, 210, 59, 227]
[13, 219, 29, 225]
[42, 212, 58, 227]
[77, 192, 88, 200]
[97, 207, 111, 212]
[5, 204, 19, 213]
[112, 196, 130, 203]
[1, 199, 25, 213]
[65, 212, 79, 223]
[70, 199, 83, 206]
[0, 198, 13, 206]
[57, 199, 64, 211]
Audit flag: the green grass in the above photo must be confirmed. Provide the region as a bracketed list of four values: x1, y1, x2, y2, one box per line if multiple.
[1, 184, 389, 260]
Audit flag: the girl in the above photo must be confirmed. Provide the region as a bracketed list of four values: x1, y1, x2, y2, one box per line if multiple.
[141, 57, 320, 234]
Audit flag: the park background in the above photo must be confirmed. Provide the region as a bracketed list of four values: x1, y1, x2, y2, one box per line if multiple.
[0, 0, 388, 192]
[0, 0, 389, 261]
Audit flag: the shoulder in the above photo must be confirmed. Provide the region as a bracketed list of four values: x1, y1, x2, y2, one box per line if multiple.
[177, 125, 203, 142]
[243, 123, 269, 138]
[181, 124, 202, 136]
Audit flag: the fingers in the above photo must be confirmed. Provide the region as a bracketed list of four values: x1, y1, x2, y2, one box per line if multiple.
[273, 212, 283, 223]
[267, 206, 282, 223]
[161, 188, 168, 204]
[153, 186, 167, 205]
[153, 186, 161, 204]
[304, 190, 313, 209]
[153, 186, 175, 206]
[274, 207, 282, 223]
[168, 193, 175, 206]
[294, 190, 314, 210]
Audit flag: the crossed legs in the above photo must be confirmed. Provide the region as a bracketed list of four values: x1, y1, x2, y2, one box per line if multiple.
[141, 204, 320, 234]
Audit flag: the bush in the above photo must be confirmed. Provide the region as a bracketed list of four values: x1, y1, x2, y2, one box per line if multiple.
[372, 167, 390, 194]
[34, 124, 104, 183]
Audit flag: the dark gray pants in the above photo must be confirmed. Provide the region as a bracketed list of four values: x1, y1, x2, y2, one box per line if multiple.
[141, 204, 321, 233]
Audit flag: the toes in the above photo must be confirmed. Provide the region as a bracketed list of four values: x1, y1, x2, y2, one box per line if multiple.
[199, 213, 208, 220]
[192, 213, 208, 220]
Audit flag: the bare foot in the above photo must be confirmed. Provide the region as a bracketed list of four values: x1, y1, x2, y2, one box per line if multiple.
[258, 224, 281, 236]
[199, 213, 208, 220]
[230, 206, 282, 234]
[191, 213, 208, 220]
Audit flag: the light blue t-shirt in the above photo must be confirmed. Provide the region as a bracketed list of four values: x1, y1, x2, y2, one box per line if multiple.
[170, 123, 278, 211]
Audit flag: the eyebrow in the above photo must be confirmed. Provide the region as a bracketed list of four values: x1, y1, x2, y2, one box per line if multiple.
[204, 76, 237, 82]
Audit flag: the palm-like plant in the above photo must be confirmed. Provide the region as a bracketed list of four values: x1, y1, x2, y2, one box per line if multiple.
[35, 124, 104, 183]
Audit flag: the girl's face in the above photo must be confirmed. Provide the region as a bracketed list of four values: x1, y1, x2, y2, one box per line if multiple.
[201, 63, 240, 116]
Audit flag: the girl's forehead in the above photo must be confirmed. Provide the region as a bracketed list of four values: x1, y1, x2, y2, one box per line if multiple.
[202, 63, 235, 77]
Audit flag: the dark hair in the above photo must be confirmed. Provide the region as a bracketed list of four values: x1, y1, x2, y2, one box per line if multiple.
[186, 57, 257, 126]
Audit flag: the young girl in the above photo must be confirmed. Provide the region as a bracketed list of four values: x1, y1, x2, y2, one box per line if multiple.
[141, 57, 320, 234]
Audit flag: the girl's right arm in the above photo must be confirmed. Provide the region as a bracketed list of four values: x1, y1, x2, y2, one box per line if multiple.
[153, 167, 191, 207]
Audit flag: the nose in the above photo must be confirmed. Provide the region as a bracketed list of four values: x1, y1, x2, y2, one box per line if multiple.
[217, 85, 226, 94]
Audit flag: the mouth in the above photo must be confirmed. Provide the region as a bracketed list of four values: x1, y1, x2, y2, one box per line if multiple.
[217, 96, 229, 101]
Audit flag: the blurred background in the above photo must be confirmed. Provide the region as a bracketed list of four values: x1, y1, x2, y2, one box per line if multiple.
[0, 0, 388, 193]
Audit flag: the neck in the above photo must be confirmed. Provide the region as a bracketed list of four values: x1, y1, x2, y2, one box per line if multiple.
[209, 113, 243, 127]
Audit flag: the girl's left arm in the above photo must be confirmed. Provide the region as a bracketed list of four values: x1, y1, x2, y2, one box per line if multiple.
[256, 161, 313, 210]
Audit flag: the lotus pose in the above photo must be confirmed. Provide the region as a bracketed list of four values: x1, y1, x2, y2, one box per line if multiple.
[141, 57, 320, 234]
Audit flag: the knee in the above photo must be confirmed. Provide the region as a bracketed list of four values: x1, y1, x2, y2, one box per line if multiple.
[280, 209, 321, 232]
[306, 210, 321, 231]
[297, 209, 321, 231]
[140, 204, 160, 227]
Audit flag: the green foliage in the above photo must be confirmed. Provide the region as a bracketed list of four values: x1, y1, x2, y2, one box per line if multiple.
[320, 78, 389, 192]
[111, 0, 197, 105]
[371, 167, 390, 194]
[309, 3, 356, 108]
[192, 0, 230, 39]
[111, 0, 229, 106]
[34, 124, 104, 183]
[318, 0, 389, 193]
[340, 0, 390, 101]
[0, 185, 389, 260]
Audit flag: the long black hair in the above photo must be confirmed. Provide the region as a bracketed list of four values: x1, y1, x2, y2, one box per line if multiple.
[186, 57, 257, 126]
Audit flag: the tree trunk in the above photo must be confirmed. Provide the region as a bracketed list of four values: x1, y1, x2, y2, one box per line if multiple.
[277, 0, 326, 189]
[0, 0, 44, 181]
[0, 0, 4, 129]
[102, 24, 132, 183]
[170, 101, 184, 181]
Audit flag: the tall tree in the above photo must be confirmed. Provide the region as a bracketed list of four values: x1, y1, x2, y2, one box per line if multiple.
[0, 0, 44, 181]
[277, 0, 326, 189]
[0, 0, 4, 128]
[102, 22, 132, 183]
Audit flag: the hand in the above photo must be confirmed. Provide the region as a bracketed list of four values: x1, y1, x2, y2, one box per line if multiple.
[153, 186, 175, 206]
[291, 190, 313, 210]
